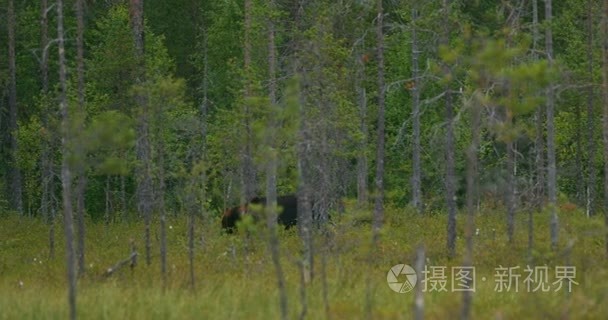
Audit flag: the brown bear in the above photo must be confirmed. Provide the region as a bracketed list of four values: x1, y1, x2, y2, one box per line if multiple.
[221, 194, 298, 234]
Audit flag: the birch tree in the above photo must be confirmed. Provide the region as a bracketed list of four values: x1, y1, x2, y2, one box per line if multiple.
[57, 0, 77, 317]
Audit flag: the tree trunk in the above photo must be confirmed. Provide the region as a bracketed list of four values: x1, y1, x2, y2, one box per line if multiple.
[40, 0, 50, 221]
[411, 7, 422, 214]
[7, 0, 23, 215]
[57, 0, 77, 318]
[506, 137, 516, 243]
[75, 0, 87, 276]
[105, 175, 111, 224]
[373, 0, 386, 242]
[414, 245, 425, 320]
[505, 4, 520, 245]
[130, 0, 153, 266]
[40, 0, 55, 259]
[357, 56, 368, 209]
[601, 0, 608, 258]
[461, 92, 480, 320]
[545, 0, 559, 251]
[292, 0, 313, 285]
[266, 5, 288, 317]
[586, 0, 597, 218]
[120, 174, 126, 214]
[296, 97, 313, 282]
[530, 0, 542, 255]
[443, 0, 457, 259]
[157, 115, 167, 283]
[575, 101, 584, 205]
[242, 0, 255, 203]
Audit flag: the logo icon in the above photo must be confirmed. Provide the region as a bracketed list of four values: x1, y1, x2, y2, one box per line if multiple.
[387, 264, 417, 293]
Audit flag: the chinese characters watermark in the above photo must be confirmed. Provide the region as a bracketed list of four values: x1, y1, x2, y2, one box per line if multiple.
[387, 264, 578, 294]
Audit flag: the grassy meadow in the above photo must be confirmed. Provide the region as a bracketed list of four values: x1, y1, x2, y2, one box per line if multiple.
[1, 204, 607, 319]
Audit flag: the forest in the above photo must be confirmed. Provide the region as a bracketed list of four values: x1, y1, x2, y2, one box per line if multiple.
[1, 0, 608, 319]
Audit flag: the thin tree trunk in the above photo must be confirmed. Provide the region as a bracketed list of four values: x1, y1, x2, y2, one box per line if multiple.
[57, 0, 77, 317]
[505, 5, 520, 245]
[601, 0, 608, 258]
[49, 212, 56, 259]
[545, 0, 559, 251]
[586, 0, 597, 218]
[40, 0, 55, 259]
[242, 0, 255, 203]
[373, 0, 386, 242]
[292, 0, 313, 285]
[130, 0, 153, 266]
[158, 119, 167, 284]
[7, 0, 23, 215]
[190, 15, 211, 293]
[159, 183, 167, 283]
[575, 101, 584, 205]
[199, 17, 209, 218]
[75, 0, 87, 276]
[507, 137, 516, 243]
[461, 93, 480, 320]
[530, 0, 541, 255]
[40, 0, 50, 222]
[320, 229, 330, 320]
[414, 245, 425, 320]
[297, 148, 314, 284]
[357, 56, 368, 209]
[105, 175, 111, 224]
[411, 7, 422, 214]
[266, 5, 288, 317]
[443, 0, 457, 259]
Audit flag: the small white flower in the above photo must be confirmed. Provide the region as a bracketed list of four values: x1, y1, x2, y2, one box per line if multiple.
[475, 228, 480, 236]
[18, 281, 24, 288]
[169, 225, 173, 230]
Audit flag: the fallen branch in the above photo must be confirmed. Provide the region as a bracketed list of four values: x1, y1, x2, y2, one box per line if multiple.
[103, 241, 137, 278]
[102, 251, 137, 278]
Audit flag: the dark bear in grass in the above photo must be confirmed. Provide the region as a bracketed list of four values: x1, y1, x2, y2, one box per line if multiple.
[221, 194, 298, 234]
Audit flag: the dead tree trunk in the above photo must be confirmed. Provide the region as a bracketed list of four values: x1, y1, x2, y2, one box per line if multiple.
[506, 134, 516, 243]
[74, 0, 87, 276]
[601, 0, 608, 258]
[443, 0, 457, 259]
[505, 4, 520, 245]
[7, 0, 23, 215]
[461, 93, 480, 320]
[414, 245, 425, 320]
[57, 0, 77, 317]
[357, 55, 368, 209]
[266, 4, 288, 317]
[586, 0, 597, 218]
[157, 112, 167, 283]
[292, 0, 313, 285]
[241, 0, 255, 203]
[373, 0, 386, 242]
[530, 0, 542, 256]
[40, 0, 56, 259]
[129, 0, 153, 266]
[545, 0, 559, 251]
[411, 7, 422, 214]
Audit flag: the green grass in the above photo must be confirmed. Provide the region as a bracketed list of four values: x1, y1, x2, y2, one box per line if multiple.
[1, 205, 607, 319]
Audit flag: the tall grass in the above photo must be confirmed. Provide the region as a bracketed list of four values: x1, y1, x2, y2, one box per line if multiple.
[1, 205, 607, 319]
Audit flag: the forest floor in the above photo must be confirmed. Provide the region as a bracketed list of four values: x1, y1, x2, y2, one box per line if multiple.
[1, 203, 607, 319]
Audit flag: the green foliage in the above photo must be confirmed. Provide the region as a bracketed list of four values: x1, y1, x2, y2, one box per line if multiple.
[0, 0, 604, 229]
